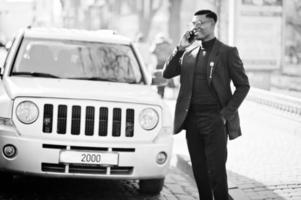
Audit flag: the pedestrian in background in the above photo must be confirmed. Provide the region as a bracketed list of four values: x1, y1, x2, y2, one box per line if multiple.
[163, 10, 250, 200]
[134, 33, 155, 73]
[150, 34, 174, 98]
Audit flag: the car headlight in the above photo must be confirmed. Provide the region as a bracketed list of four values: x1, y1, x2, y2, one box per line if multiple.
[139, 108, 159, 130]
[16, 101, 39, 124]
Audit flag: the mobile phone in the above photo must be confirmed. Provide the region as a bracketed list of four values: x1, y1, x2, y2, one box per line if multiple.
[188, 31, 195, 43]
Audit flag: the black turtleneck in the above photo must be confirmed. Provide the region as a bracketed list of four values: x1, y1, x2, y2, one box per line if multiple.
[202, 37, 216, 50]
[190, 37, 220, 110]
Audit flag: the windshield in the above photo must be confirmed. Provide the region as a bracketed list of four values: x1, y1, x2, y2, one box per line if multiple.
[12, 38, 143, 83]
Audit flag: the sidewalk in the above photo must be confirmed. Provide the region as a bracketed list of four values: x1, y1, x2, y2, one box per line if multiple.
[171, 131, 250, 200]
[165, 90, 301, 200]
[175, 154, 248, 200]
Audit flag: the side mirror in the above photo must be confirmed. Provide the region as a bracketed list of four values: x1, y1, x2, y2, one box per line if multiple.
[151, 69, 167, 86]
[0, 41, 5, 48]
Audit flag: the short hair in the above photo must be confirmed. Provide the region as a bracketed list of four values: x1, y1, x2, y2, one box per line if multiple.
[194, 10, 217, 23]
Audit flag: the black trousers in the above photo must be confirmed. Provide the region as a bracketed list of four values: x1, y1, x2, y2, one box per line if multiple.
[185, 107, 229, 200]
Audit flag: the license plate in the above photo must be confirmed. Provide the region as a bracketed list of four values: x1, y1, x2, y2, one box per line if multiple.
[59, 151, 119, 166]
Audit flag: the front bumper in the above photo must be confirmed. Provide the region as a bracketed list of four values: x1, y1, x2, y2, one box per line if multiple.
[0, 134, 173, 180]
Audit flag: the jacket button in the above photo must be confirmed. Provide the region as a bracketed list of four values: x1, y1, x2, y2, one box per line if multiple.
[185, 108, 188, 112]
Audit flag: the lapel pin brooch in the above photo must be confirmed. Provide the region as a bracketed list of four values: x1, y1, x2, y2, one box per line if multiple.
[209, 61, 215, 79]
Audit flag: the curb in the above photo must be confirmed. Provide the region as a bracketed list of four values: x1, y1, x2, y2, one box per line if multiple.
[176, 154, 250, 200]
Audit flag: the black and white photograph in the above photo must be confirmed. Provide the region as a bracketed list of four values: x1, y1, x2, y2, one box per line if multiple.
[0, 0, 300, 199]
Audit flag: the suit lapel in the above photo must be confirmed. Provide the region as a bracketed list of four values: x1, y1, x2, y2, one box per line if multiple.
[206, 40, 221, 86]
[183, 45, 201, 75]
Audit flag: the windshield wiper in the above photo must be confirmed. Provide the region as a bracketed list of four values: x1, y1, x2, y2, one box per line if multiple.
[87, 77, 117, 82]
[69, 77, 138, 84]
[11, 72, 60, 78]
[67, 77, 117, 82]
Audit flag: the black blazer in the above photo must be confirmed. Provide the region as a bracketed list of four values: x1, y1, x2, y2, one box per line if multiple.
[163, 39, 250, 140]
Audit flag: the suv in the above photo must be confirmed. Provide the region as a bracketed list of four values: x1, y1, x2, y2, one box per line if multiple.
[0, 28, 173, 194]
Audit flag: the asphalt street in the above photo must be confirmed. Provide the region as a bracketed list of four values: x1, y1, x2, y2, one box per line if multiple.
[0, 167, 198, 200]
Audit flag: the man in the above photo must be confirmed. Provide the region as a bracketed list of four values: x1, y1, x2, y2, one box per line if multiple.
[163, 10, 250, 200]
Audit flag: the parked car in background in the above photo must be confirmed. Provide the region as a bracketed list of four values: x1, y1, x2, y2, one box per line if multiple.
[0, 27, 173, 194]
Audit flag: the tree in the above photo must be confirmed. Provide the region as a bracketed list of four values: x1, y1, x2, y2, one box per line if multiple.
[168, 0, 182, 46]
[60, 0, 81, 28]
[125, 0, 163, 40]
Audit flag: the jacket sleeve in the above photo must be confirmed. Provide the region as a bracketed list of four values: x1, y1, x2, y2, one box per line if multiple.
[220, 47, 250, 120]
[163, 48, 185, 79]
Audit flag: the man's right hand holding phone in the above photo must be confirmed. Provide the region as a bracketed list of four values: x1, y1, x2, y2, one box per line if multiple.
[177, 30, 195, 51]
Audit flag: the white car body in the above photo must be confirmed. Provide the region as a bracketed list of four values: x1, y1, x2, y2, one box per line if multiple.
[0, 28, 173, 192]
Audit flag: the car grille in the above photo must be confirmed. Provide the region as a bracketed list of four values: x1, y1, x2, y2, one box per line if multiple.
[42, 104, 135, 137]
[41, 144, 135, 175]
[41, 163, 134, 175]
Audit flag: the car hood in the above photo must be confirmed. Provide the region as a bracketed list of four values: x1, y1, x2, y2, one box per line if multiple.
[4, 77, 162, 105]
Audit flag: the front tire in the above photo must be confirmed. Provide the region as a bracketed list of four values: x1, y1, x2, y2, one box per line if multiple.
[139, 178, 164, 195]
[0, 172, 13, 185]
